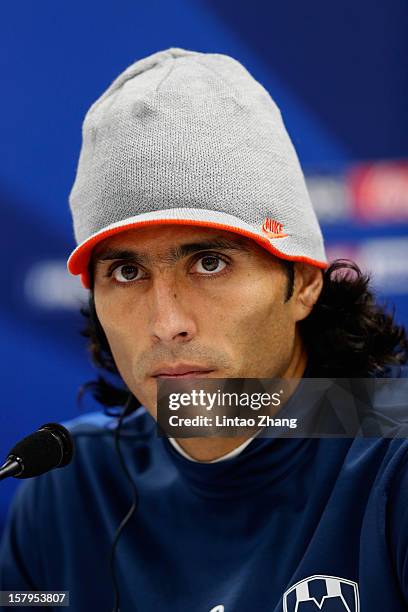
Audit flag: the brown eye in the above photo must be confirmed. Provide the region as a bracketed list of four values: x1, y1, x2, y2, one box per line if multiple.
[112, 264, 140, 283]
[195, 255, 227, 274]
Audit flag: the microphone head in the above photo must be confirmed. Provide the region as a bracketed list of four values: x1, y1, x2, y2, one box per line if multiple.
[38, 423, 74, 468]
[7, 423, 74, 479]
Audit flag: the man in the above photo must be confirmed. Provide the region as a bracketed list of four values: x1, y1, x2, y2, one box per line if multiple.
[1, 47, 407, 611]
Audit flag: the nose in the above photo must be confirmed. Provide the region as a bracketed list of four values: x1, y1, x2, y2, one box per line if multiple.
[148, 276, 197, 344]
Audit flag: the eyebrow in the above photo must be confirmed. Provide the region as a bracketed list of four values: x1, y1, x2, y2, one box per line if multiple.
[93, 236, 252, 267]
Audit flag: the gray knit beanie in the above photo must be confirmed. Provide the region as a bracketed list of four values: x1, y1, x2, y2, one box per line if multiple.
[67, 47, 328, 288]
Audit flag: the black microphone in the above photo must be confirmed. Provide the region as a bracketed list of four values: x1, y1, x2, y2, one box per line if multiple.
[0, 423, 74, 481]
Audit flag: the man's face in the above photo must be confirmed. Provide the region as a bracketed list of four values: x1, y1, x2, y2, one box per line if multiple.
[92, 224, 318, 419]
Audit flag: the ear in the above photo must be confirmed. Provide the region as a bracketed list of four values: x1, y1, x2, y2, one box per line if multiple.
[292, 263, 324, 322]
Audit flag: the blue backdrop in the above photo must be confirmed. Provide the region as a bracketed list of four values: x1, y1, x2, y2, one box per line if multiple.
[1, 0, 407, 528]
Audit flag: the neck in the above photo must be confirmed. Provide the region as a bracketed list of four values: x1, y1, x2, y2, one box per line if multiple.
[175, 337, 308, 462]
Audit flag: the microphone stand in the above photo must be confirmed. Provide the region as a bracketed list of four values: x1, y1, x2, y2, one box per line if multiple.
[0, 456, 23, 481]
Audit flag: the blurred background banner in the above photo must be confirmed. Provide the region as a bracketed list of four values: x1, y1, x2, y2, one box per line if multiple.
[1, 0, 407, 527]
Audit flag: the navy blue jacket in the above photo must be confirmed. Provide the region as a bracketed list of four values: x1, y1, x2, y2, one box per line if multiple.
[0, 364, 407, 611]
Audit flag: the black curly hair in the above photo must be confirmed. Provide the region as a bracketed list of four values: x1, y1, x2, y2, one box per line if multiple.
[78, 258, 408, 414]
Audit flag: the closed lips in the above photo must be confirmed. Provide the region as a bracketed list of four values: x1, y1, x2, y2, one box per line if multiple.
[151, 364, 214, 376]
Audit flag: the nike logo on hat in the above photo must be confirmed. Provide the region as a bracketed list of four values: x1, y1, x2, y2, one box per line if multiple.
[261, 217, 289, 239]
